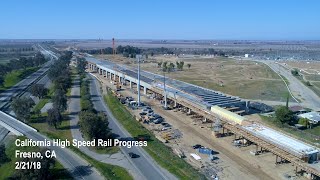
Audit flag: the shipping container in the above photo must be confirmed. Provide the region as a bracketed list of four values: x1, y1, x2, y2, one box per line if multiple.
[198, 147, 213, 155]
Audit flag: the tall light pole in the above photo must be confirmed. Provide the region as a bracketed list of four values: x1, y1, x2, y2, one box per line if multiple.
[137, 55, 142, 106]
[163, 71, 167, 109]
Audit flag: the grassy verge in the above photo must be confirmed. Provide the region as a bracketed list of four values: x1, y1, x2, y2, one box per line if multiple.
[104, 93, 205, 180]
[70, 146, 133, 180]
[30, 116, 131, 180]
[294, 75, 320, 98]
[3, 67, 40, 88]
[0, 137, 72, 180]
[0, 67, 40, 91]
[79, 73, 120, 154]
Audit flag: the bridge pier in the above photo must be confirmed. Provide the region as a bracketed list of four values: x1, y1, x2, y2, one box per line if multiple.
[144, 87, 147, 94]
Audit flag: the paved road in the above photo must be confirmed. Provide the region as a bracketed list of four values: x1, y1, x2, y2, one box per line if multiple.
[0, 45, 55, 110]
[88, 74, 177, 180]
[0, 46, 104, 179]
[68, 75, 145, 180]
[262, 60, 320, 110]
[0, 100, 104, 180]
[0, 126, 9, 142]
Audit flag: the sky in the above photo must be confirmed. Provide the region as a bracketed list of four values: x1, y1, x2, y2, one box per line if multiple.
[0, 0, 319, 40]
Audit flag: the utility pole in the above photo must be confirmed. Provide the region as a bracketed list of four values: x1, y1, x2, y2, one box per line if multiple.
[137, 55, 141, 106]
[163, 71, 167, 109]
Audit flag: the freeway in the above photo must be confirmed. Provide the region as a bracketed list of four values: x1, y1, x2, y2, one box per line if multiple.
[0, 45, 56, 110]
[0, 46, 104, 179]
[88, 73, 177, 180]
[0, 111, 104, 179]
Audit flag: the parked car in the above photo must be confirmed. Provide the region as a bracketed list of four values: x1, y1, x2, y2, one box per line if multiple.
[152, 114, 161, 118]
[139, 112, 147, 116]
[154, 118, 164, 124]
[128, 152, 139, 158]
[192, 144, 202, 149]
[161, 127, 171, 131]
[144, 106, 152, 110]
[161, 122, 171, 127]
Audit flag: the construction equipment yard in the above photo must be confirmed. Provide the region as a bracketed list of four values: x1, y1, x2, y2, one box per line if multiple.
[85, 55, 320, 180]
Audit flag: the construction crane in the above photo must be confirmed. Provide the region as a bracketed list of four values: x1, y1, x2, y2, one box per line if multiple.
[112, 38, 116, 56]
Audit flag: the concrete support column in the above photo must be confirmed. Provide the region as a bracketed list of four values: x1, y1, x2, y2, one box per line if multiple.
[188, 108, 191, 114]
[144, 87, 147, 94]
[129, 81, 132, 88]
[109, 72, 112, 80]
[119, 76, 121, 82]
[100, 69, 102, 75]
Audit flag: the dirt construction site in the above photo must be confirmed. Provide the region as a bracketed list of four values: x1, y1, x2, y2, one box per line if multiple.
[91, 69, 310, 180]
[94, 54, 292, 102]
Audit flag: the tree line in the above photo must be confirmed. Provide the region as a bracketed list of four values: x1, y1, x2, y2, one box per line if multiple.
[79, 45, 231, 60]
[45, 51, 73, 128]
[0, 47, 34, 52]
[77, 63, 112, 144]
[0, 52, 47, 87]
[11, 51, 73, 128]
[274, 104, 312, 129]
[157, 61, 191, 72]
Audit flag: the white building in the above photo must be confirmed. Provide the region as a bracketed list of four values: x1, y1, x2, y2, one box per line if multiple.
[298, 111, 320, 124]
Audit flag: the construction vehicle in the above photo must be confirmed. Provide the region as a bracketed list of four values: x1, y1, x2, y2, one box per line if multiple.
[161, 132, 174, 141]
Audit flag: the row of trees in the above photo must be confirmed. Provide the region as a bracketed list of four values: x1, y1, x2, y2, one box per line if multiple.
[46, 51, 73, 128]
[157, 61, 191, 72]
[77, 62, 112, 142]
[80, 79, 94, 112]
[80, 47, 113, 55]
[80, 45, 232, 59]
[0, 144, 9, 166]
[0, 47, 34, 52]
[11, 51, 72, 126]
[78, 78, 112, 142]
[0, 52, 47, 87]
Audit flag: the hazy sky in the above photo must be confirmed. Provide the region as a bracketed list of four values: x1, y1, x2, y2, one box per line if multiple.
[0, 0, 319, 40]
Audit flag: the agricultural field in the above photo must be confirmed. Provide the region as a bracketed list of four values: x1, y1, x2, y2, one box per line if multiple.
[0, 43, 35, 64]
[281, 60, 320, 97]
[282, 60, 320, 74]
[95, 54, 289, 101]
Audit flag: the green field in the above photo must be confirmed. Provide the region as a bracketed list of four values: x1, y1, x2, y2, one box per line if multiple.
[0, 137, 72, 180]
[104, 93, 205, 180]
[181, 78, 291, 101]
[295, 74, 320, 98]
[139, 57, 290, 101]
[0, 67, 40, 91]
